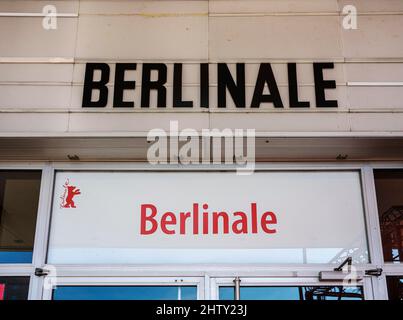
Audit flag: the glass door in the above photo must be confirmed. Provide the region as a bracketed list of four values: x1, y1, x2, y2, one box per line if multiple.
[211, 277, 372, 300]
[42, 277, 204, 300]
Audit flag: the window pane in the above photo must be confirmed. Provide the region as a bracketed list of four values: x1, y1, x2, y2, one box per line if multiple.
[0, 277, 30, 300]
[374, 170, 403, 263]
[386, 276, 403, 300]
[219, 286, 363, 300]
[0, 171, 41, 263]
[52, 286, 198, 300]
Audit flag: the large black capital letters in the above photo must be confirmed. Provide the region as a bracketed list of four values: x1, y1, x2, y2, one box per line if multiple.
[217, 63, 246, 108]
[314, 62, 338, 108]
[82, 63, 110, 108]
[251, 63, 283, 108]
[288, 63, 310, 108]
[113, 63, 137, 108]
[141, 63, 167, 108]
[173, 63, 193, 108]
[200, 63, 209, 108]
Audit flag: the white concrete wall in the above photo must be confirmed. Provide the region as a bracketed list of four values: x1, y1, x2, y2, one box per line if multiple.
[0, 0, 403, 136]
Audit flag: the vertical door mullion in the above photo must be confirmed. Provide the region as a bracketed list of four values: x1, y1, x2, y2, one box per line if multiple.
[204, 274, 211, 300]
[361, 166, 388, 299]
[362, 276, 374, 300]
[210, 278, 219, 300]
[29, 164, 55, 300]
[361, 166, 384, 266]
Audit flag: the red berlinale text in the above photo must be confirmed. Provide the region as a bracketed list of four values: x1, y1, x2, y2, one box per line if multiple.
[140, 203, 277, 235]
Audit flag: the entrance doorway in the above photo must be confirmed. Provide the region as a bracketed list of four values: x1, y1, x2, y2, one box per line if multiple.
[42, 275, 374, 300]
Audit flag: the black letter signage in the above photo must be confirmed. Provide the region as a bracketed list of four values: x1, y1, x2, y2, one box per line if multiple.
[251, 63, 283, 108]
[217, 63, 246, 108]
[288, 63, 310, 108]
[113, 63, 137, 108]
[141, 63, 167, 108]
[82, 62, 339, 109]
[173, 63, 193, 108]
[314, 62, 338, 108]
[82, 63, 110, 108]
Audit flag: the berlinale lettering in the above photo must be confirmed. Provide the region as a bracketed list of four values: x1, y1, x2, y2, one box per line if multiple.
[140, 203, 278, 235]
[82, 62, 338, 109]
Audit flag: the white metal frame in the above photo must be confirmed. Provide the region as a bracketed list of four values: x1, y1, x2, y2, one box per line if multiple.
[0, 161, 402, 300]
[42, 276, 205, 300]
[210, 277, 372, 300]
[0, 163, 51, 300]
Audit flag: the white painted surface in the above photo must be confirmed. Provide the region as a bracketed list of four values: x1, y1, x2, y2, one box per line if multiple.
[0, 0, 402, 136]
[47, 171, 368, 264]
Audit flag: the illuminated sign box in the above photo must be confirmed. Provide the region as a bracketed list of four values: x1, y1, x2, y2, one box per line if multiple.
[48, 171, 368, 264]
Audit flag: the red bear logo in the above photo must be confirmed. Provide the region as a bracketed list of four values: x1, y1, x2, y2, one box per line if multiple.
[61, 179, 81, 209]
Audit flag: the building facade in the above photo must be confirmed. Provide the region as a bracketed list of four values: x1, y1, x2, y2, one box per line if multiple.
[0, 0, 402, 300]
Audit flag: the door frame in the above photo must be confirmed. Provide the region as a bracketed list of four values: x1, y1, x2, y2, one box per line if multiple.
[42, 276, 205, 300]
[42, 274, 374, 300]
[210, 276, 374, 300]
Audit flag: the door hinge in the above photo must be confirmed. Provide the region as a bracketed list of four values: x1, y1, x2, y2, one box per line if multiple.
[365, 268, 383, 277]
[34, 268, 50, 277]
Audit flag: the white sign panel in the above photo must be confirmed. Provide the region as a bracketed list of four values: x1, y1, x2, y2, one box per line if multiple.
[48, 171, 368, 264]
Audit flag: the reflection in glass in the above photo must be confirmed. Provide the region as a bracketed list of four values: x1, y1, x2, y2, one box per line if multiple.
[0, 277, 30, 300]
[386, 276, 403, 300]
[52, 286, 198, 300]
[219, 286, 364, 300]
[0, 171, 41, 263]
[374, 170, 403, 263]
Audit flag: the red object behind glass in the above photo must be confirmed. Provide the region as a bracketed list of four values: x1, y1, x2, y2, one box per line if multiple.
[0, 283, 5, 300]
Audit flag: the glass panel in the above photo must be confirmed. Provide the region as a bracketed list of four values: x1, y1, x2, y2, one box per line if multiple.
[52, 286, 198, 300]
[386, 276, 403, 300]
[0, 171, 41, 263]
[219, 286, 364, 300]
[0, 277, 30, 300]
[48, 171, 368, 265]
[374, 170, 403, 263]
